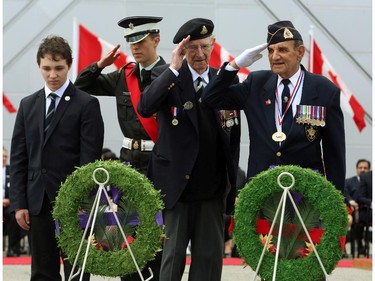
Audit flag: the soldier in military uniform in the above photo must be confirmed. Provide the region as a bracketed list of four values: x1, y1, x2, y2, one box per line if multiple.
[75, 16, 166, 176]
[75, 16, 165, 281]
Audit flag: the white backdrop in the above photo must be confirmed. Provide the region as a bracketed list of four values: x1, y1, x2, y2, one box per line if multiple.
[2, 0, 372, 177]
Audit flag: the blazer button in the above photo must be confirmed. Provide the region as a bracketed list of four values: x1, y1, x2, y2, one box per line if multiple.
[41, 169, 47, 173]
[276, 152, 282, 157]
[185, 175, 190, 180]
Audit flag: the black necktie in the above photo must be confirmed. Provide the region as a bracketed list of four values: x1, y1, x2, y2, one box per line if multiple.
[281, 79, 293, 132]
[195, 77, 204, 100]
[141, 69, 151, 90]
[44, 93, 58, 134]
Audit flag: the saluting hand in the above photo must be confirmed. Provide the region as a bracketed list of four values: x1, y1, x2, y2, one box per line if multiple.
[231, 43, 268, 69]
[97, 44, 122, 68]
[170, 35, 190, 71]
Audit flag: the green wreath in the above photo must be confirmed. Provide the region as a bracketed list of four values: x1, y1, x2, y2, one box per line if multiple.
[234, 165, 347, 281]
[53, 160, 164, 277]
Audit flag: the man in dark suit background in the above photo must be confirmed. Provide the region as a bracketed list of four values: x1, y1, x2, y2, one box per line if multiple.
[202, 20, 345, 193]
[344, 159, 370, 257]
[10, 35, 104, 281]
[138, 18, 238, 281]
[354, 170, 372, 257]
[3, 146, 26, 257]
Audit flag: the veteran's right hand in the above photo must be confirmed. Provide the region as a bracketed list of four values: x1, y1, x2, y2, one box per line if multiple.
[15, 209, 30, 231]
[231, 43, 268, 69]
[97, 44, 122, 68]
[170, 35, 190, 72]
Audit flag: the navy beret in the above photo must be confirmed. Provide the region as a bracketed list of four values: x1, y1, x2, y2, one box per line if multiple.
[267, 20, 303, 45]
[118, 16, 162, 44]
[173, 18, 214, 44]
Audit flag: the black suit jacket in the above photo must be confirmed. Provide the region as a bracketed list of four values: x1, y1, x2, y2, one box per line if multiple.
[344, 176, 360, 202]
[355, 171, 372, 224]
[10, 82, 104, 215]
[202, 63, 345, 192]
[138, 61, 237, 214]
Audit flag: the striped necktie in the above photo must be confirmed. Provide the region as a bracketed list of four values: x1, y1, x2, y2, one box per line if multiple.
[44, 93, 58, 134]
[195, 77, 204, 100]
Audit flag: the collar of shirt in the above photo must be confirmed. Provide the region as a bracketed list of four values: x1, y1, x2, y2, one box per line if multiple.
[44, 79, 70, 99]
[188, 65, 210, 87]
[44, 79, 70, 111]
[277, 67, 302, 92]
[139, 57, 161, 73]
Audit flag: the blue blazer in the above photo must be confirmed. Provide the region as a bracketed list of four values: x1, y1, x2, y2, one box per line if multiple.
[10, 82, 104, 215]
[202, 63, 345, 192]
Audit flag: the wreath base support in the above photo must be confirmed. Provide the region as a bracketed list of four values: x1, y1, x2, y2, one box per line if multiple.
[253, 172, 328, 281]
[68, 168, 153, 281]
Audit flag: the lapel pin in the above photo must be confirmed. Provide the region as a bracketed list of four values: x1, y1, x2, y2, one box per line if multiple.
[65, 96, 70, 101]
[265, 99, 271, 105]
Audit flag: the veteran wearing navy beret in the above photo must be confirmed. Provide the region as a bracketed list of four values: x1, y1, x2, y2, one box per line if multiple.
[138, 18, 240, 281]
[203, 22, 345, 280]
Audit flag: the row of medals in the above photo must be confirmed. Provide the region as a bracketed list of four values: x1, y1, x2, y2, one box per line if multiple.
[171, 102, 239, 128]
[272, 116, 326, 142]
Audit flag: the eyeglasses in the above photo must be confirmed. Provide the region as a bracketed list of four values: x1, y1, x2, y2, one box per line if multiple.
[185, 43, 213, 52]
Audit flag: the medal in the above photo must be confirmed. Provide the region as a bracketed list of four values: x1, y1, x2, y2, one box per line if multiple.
[226, 119, 234, 127]
[183, 101, 193, 110]
[272, 131, 287, 142]
[171, 106, 180, 126]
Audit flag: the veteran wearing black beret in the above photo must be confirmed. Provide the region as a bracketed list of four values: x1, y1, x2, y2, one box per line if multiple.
[137, 18, 240, 281]
[203, 20, 345, 281]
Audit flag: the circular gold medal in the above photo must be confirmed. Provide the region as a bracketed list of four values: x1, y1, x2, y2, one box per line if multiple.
[272, 131, 287, 142]
[320, 120, 326, 127]
[172, 118, 179, 126]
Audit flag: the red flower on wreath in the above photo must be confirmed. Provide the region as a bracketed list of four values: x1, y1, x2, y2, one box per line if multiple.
[121, 236, 135, 249]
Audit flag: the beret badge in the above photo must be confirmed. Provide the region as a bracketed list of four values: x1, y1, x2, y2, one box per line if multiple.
[283, 28, 294, 40]
[200, 25, 208, 35]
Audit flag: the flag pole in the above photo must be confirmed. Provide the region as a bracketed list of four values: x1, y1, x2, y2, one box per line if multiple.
[308, 25, 314, 73]
[72, 18, 79, 82]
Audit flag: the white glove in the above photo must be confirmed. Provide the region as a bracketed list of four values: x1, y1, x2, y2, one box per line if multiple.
[234, 43, 268, 68]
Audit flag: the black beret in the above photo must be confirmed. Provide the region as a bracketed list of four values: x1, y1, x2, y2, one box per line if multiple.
[267, 20, 303, 45]
[173, 18, 214, 44]
[118, 16, 163, 44]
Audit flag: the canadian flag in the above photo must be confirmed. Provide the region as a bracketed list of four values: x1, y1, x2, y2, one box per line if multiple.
[3, 92, 17, 113]
[308, 35, 366, 132]
[72, 21, 134, 80]
[209, 42, 250, 82]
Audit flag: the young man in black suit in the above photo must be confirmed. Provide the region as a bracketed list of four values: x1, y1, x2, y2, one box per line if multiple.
[10, 35, 104, 281]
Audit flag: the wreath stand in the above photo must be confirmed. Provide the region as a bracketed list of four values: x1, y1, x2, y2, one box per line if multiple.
[253, 172, 329, 281]
[68, 167, 153, 281]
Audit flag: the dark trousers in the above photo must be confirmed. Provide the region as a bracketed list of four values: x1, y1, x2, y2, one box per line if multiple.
[29, 195, 90, 281]
[160, 198, 224, 281]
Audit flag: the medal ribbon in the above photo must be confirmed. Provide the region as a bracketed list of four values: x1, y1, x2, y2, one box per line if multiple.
[276, 71, 303, 128]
